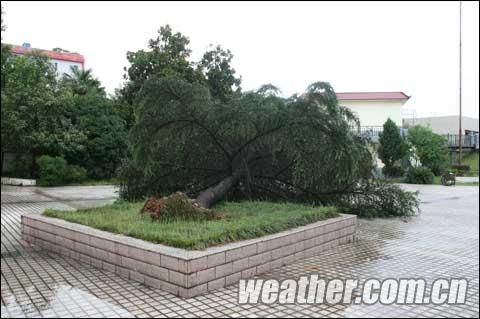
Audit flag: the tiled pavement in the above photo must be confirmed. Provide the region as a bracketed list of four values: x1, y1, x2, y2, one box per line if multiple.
[1, 184, 479, 318]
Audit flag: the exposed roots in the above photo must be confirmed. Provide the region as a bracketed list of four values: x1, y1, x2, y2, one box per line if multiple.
[140, 192, 224, 221]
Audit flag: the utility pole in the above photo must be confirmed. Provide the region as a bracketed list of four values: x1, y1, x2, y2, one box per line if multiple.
[458, 1, 463, 164]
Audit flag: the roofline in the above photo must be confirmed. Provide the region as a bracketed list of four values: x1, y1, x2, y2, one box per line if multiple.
[9, 44, 85, 64]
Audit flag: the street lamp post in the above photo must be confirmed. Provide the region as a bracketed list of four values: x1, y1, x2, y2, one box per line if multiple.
[458, 1, 463, 164]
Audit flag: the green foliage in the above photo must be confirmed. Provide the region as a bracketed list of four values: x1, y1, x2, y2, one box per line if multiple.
[407, 126, 449, 175]
[199, 45, 241, 102]
[381, 165, 405, 178]
[463, 151, 479, 173]
[36, 155, 88, 186]
[56, 90, 128, 179]
[10, 154, 34, 179]
[451, 151, 478, 176]
[117, 158, 148, 201]
[1, 52, 58, 163]
[405, 166, 435, 184]
[338, 180, 420, 218]
[121, 25, 204, 106]
[378, 118, 408, 175]
[120, 75, 418, 218]
[36, 155, 69, 186]
[59, 66, 105, 96]
[124, 78, 363, 198]
[451, 163, 470, 172]
[1, 50, 127, 179]
[66, 165, 87, 184]
[120, 25, 243, 113]
[43, 201, 338, 250]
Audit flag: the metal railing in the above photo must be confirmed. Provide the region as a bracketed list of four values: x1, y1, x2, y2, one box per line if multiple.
[351, 127, 479, 149]
[445, 134, 479, 149]
[351, 126, 407, 142]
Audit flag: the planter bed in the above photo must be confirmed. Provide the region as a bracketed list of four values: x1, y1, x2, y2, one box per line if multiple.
[22, 211, 356, 298]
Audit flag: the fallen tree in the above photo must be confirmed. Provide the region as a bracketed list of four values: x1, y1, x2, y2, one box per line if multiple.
[119, 77, 419, 217]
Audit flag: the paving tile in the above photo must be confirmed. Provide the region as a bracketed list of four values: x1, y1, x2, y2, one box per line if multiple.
[1, 184, 478, 318]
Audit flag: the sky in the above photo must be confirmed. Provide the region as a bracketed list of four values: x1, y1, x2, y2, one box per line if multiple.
[2, 1, 479, 119]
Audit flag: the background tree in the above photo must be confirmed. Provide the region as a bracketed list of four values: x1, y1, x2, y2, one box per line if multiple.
[60, 66, 105, 96]
[378, 118, 408, 177]
[119, 78, 418, 217]
[1, 53, 68, 176]
[120, 25, 204, 106]
[199, 45, 241, 102]
[58, 68, 128, 179]
[407, 125, 449, 175]
[2, 51, 127, 179]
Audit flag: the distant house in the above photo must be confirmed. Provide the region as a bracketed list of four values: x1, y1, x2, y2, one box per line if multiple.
[10, 43, 85, 78]
[403, 116, 479, 136]
[336, 92, 410, 128]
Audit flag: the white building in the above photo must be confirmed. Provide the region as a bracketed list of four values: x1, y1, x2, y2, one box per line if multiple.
[403, 116, 479, 136]
[336, 92, 410, 128]
[10, 43, 85, 78]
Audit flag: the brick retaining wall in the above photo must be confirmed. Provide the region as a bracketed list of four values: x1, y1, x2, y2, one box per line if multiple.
[22, 213, 356, 298]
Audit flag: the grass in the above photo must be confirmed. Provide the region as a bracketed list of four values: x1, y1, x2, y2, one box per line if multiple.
[43, 201, 339, 250]
[461, 152, 479, 176]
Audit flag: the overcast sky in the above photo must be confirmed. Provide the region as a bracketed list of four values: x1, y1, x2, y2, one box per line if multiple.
[2, 1, 479, 118]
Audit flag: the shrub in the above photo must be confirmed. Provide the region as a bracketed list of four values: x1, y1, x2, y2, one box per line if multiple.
[378, 119, 408, 173]
[36, 155, 69, 186]
[11, 153, 35, 179]
[382, 165, 405, 178]
[117, 159, 149, 201]
[451, 163, 470, 172]
[339, 181, 420, 218]
[407, 126, 449, 176]
[405, 167, 434, 184]
[66, 165, 87, 184]
[36, 155, 87, 186]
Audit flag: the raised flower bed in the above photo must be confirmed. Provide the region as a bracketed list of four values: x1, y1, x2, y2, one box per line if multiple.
[22, 206, 356, 298]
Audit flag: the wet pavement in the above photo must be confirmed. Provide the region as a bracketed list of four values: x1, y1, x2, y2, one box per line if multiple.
[1, 184, 479, 318]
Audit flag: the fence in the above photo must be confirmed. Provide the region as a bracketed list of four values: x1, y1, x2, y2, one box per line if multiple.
[351, 126, 408, 142]
[445, 134, 479, 149]
[351, 127, 479, 150]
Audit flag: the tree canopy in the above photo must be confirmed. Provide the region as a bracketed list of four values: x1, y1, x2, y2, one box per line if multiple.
[120, 25, 205, 106]
[407, 125, 449, 176]
[378, 118, 408, 177]
[119, 76, 418, 217]
[1, 47, 127, 179]
[199, 45, 241, 102]
[120, 25, 242, 108]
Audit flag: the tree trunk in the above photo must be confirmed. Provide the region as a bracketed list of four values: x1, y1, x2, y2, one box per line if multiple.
[195, 175, 239, 208]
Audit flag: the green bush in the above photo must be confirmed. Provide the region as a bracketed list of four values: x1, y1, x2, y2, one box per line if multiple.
[36, 155, 69, 186]
[378, 119, 408, 174]
[66, 165, 88, 184]
[36, 155, 87, 186]
[407, 126, 449, 176]
[451, 163, 470, 172]
[382, 165, 405, 178]
[405, 167, 434, 184]
[11, 154, 35, 179]
[339, 181, 420, 218]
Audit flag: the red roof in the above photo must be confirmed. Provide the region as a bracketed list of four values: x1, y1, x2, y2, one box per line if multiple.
[336, 92, 410, 100]
[10, 45, 85, 64]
